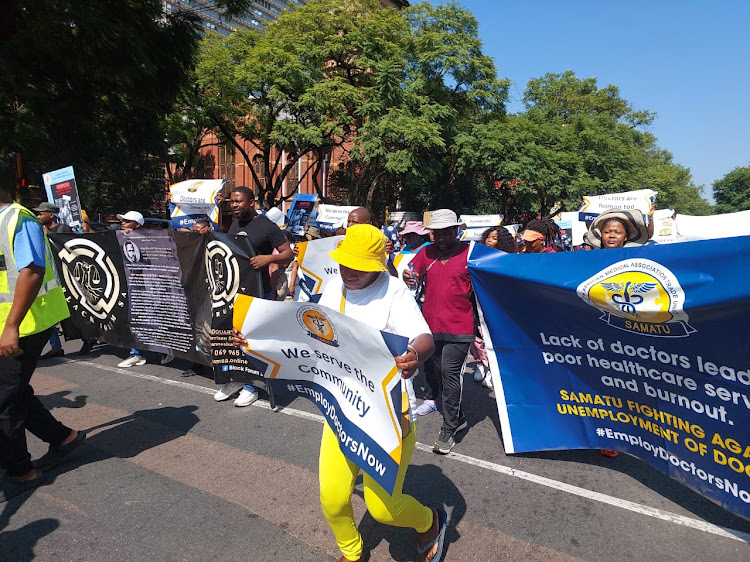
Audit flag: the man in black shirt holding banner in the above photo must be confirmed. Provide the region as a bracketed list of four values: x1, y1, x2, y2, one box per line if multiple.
[215, 186, 293, 406]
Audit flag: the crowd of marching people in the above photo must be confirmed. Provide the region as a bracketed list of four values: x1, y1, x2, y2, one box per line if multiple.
[2, 164, 664, 560]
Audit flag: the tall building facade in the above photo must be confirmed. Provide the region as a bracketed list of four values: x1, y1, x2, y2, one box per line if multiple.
[164, 0, 405, 35]
[164, 0, 310, 35]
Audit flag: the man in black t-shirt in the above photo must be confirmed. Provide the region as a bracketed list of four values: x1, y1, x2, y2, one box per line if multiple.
[216, 186, 293, 407]
[227, 186, 293, 296]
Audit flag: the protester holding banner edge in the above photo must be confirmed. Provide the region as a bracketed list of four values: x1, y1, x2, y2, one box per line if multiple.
[180, 218, 214, 378]
[589, 207, 652, 458]
[468, 226, 519, 389]
[317, 223, 446, 562]
[34, 202, 71, 360]
[115, 211, 152, 367]
[232, 223, 447, 562]
[215, 186, 293, 407]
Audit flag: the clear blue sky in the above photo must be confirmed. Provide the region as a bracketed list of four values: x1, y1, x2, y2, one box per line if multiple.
[453, 0, 750, 202]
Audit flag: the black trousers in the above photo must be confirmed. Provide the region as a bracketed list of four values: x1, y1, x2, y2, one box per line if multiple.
[423, 340, 471, 432]
[0, 328, 71, 477]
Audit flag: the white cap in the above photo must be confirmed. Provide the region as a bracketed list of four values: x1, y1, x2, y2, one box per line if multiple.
[116, 211, 145, 225]
[265, 207, 285, 227]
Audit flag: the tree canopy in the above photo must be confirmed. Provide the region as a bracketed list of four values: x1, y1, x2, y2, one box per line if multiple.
[2, 0, 715, 219]
[0, 0, 254, 213]
[713, 166, 750, 214]
[192, 0, 507, 216]
[455, 71, 711, 221]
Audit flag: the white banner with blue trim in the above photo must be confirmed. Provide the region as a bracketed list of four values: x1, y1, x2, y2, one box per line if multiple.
[233, 296, 408, 494]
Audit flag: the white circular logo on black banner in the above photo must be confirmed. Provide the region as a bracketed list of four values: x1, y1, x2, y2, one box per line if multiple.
[58, 238, 121, 321]
[205, 240, 240, 310]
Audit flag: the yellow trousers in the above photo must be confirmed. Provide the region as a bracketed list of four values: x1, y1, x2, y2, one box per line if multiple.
[319, 421, 433, 561]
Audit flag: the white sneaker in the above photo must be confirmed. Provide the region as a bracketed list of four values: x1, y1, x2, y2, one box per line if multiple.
[234, 388, 259, 407]
[160, 352, 175, 365]
[118, 355, 146, 368]
[482, 373, 493, 388]
[214, 382, 244, 401]
[416, 399, 438, 416]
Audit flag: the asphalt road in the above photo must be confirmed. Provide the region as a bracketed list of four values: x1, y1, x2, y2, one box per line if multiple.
[2, 341, 749, 561]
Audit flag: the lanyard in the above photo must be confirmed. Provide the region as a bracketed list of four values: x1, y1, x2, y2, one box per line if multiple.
[340, 288, 347, 314]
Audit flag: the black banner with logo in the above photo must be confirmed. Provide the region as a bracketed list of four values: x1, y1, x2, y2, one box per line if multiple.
[49, 231, 265, 383]
[203, 233, 268, 385]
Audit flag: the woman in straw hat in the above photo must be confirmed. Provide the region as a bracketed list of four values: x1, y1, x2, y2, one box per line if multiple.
[587, 208, 650, 458]
[233, 224, 447, 562]
[585, 208, 650, 250]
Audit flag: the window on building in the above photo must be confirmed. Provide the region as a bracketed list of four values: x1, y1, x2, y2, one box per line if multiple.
[286, 153, 300, 193]
[253, 155, 266, 193]
[218, 144, 236, 190]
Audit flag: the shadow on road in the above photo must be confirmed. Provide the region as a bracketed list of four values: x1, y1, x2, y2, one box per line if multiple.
[0, 518, 59, 561]
[38, 390, 88, 411]
[1, 404, 200, 532]
[74, 404, 200, 460]
[354, 462, 466, 561]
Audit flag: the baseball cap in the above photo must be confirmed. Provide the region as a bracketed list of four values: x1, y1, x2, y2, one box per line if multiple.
[116, 211, 145, 225]
[33, 202, 59, 213]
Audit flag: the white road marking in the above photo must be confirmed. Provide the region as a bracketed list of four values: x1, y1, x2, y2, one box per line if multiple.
[61, 358, 750, 544]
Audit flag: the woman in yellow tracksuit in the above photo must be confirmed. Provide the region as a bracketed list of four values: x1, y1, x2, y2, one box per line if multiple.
[233, 224, 447, 562]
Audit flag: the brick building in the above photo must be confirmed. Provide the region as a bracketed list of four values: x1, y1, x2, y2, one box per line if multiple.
[184, 0, 410, 212]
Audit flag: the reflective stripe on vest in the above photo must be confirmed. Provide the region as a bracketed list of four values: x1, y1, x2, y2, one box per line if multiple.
[0, 203, 70, 336]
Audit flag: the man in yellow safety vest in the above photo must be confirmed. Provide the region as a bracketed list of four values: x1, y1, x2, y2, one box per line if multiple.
[0, 158, 85, 503]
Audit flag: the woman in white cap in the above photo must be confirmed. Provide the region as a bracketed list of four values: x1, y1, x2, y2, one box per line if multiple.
[115, 210, 174, 368]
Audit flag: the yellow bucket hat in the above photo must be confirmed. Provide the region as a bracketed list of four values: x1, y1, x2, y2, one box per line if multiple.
[329, 224, 387, 272]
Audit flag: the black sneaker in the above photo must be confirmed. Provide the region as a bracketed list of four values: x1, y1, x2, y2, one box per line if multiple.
[33, 431, 87, 471]
[433, 428, 455, 455]
[40, 348, 65, 360]
[0, 471, 46, 503]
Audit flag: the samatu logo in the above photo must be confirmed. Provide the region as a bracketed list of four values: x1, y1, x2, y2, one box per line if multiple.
[576, 258, 695, 338]
[297, 306, 339, 347]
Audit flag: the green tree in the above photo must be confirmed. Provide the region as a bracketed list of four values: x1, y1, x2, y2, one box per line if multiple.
[0, 0, 253, 213]
[713, 166, 750, 214]
[193, 0, 507, 215]
[196, 0, 418, 208]
[163, 78, 221, 185]
[457, 71, 710, 221]
[366, 1, 508, 214]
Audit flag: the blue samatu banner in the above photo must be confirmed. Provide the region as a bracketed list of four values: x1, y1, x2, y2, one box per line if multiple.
[468, 237, 750, 520]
